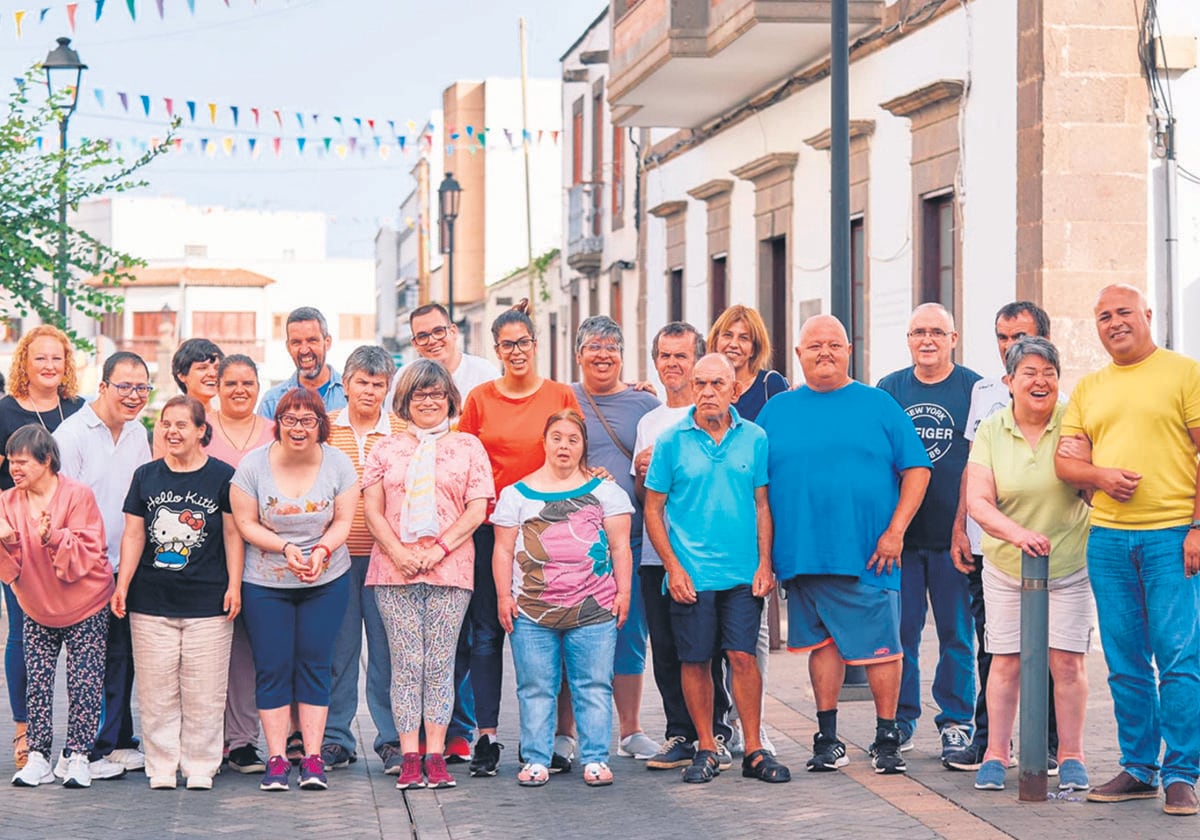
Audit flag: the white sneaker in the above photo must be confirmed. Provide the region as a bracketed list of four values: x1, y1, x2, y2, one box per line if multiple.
[63, 752, 92, 788]
[186, 776, 213, 790]
[12, 750, 56, 787]
[54, 753, 126, 781]
[105, 748, 145, 771]
[617, 732, 660, 760]
[759, 728, 777, 757]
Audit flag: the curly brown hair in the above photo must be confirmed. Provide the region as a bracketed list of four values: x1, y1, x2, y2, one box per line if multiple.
[7, 326, 79, 401]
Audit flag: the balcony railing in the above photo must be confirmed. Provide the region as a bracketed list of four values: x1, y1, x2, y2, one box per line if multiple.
[567, 182, 604, 273]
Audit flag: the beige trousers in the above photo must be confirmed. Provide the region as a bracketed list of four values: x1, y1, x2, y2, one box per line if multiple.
[130, 613, 233, 781]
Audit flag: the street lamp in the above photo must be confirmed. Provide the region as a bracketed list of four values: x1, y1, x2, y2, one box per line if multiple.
[43, 36, 86, 321]
[438, 171, 462, 323]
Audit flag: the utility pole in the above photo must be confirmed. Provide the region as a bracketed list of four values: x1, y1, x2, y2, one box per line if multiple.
[520, 17, 536, 316]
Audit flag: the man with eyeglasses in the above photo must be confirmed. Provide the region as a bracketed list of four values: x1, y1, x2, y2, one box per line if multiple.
[877, 303, 980, 762]
[397, 304, 497, 407]
[393, 303, 496, 764]
[53, 351, 154, 779]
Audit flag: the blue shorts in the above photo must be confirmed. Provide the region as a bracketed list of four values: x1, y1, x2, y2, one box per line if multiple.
[669, 585, 762, 663]
[785, 575, 902, 665]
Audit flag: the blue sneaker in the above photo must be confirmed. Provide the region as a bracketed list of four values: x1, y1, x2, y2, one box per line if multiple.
[298, 755, 328, 790]
[260, 755, 290, 791]
[1058, 759, 1089, 791]
[974, 759, 1007, 790]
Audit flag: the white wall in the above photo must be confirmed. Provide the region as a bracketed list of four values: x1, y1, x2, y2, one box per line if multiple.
[643, 0, 1017, 383]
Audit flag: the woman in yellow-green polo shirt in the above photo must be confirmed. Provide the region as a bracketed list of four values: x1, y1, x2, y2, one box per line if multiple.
[965, 336, 1093, 794]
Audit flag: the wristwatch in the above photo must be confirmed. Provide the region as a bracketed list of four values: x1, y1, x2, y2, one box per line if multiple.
[1191, 519, 1200, 530]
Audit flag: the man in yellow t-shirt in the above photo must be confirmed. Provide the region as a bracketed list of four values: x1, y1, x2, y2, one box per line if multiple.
[1055, 284, 1200, 817]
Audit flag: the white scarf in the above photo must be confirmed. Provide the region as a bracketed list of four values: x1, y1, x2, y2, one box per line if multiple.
[399, 419, 448, 543]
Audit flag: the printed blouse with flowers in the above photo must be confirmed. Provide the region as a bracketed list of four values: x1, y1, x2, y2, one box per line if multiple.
[491, 476, 633, 629]
[230, 443, 358, 588]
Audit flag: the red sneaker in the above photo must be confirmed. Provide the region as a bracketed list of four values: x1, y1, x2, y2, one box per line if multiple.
[443, 736, 470, 764]
[424, 753, 456, 789]
[395, 752, 425, 790]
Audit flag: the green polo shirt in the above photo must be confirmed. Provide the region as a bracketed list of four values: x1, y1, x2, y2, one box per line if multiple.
[969, 403, 1089, 580]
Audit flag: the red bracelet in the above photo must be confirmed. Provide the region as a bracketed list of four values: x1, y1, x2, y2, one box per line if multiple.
[435, 537, 451, 557]
[314, 543, 332, 559]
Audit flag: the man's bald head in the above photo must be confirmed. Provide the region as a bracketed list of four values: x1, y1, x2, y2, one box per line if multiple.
[798, 314, 849, 346]
[909, 302, 955, 332]
[693, 353, 736, 380]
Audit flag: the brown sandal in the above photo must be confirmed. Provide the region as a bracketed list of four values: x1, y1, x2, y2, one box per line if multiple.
[13, 723, 29, 770]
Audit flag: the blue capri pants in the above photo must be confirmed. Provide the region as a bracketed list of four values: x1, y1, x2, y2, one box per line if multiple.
[241, 573, 350, 709]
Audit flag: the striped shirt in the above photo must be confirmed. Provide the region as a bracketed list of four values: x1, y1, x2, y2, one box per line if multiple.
[327, 408, 407, 556]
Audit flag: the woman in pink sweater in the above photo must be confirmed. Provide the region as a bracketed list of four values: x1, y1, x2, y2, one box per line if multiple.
[0, 425, 113, 790]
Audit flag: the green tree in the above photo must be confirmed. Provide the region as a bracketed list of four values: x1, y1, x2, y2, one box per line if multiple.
[0, 68, 176, 350]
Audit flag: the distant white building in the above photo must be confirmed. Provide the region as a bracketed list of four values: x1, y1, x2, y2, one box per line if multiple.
[74, 195, 375, 388]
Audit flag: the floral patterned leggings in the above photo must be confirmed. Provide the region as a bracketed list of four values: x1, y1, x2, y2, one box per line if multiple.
[23, 608, 109, 757]
[375, 584, 471, 732]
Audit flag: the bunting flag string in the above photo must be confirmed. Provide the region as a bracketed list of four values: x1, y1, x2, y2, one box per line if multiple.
[6, 1, 276, 42]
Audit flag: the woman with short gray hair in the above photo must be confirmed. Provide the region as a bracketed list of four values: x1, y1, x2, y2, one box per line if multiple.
[965, 336, 1093, 793]
[363, 359, 494, 790]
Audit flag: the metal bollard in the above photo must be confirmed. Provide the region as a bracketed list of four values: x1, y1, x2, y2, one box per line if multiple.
[1018, 551, 1050, 802]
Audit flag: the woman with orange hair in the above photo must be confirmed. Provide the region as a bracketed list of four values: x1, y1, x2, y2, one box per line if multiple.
[1, 326, 85, 769]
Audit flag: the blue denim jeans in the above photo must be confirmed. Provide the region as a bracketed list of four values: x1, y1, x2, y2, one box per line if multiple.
[897, 547, 976, 738]
[324, 556, 398, 755]
[3, 583, 27, 723]
[510, 616, 616, 766]
[1088, 525, 1200, 787]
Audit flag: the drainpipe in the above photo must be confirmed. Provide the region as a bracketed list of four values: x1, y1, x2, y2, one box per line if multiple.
[1162, 118, 1178, 350]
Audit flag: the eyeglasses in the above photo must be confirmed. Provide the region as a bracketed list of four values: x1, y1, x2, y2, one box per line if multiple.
[496, 337, 535, 354]
[907, 328, 951, 339]
[581, 342, 621, 354]
[413, 325, 451, 346]
[278, 414, 319, 429]
[106, 381, 152, 397]
[410, 390, 448, 403]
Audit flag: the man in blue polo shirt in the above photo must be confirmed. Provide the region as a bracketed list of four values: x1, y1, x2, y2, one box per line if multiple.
[258, 306, 347, 418]
[644, 354, 789, 786]
[758, 316, 930, 775]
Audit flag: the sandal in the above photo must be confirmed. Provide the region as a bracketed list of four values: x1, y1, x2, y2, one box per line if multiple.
[13, 723, 29, 770]
[682, 749, 720, 784]
[742, 748, 792, 783]
[286, 731, 305, 766]
[517, 762, 549, 787]
[583, 761, 613, 787]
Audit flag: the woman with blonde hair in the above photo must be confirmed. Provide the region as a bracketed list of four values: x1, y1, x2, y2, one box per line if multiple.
[706, 305, 788, 424]
[0, 326, 85, 769]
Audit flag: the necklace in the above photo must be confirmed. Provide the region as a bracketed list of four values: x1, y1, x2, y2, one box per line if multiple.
[25, 393, 64, 431]
[217, 412, 258, 451]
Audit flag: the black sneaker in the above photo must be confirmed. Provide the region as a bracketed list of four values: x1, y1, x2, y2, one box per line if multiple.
[469, 734, 503, 777]
[227, 744, 266, 774]
[943, 741, 985, 771]
[646, 736, 696, 770]
[806, 733, 849, 772]
[378, 742, 404, 776]
[319, 743, 356, 770]
[869, 728, 908, 775]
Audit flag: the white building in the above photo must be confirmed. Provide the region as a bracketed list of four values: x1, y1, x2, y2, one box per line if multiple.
[75, 195, 375, 388]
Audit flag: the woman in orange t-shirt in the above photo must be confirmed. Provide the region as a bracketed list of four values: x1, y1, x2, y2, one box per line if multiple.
[456, 310, 579, 777]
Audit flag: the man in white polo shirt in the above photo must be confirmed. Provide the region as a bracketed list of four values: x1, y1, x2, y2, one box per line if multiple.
[53, 351, 153, 778]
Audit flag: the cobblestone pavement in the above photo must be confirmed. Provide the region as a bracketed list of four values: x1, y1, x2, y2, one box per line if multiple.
[1, 595, 1195, 839]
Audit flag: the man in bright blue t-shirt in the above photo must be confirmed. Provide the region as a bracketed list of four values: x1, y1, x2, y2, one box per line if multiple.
[644, 354, 788, 786]
[758, 315, 930, 776]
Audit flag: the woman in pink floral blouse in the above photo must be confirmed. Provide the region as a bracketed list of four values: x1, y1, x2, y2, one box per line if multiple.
[362, 360, 493, 791]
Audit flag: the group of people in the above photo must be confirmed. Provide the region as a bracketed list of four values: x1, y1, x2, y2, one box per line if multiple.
[0, 284, 1197, 816]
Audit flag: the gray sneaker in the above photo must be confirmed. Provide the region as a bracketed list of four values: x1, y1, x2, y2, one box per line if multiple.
[379, 742, 404, 776]
[939, 724, 971, 761]
[714, 735, 733, 771]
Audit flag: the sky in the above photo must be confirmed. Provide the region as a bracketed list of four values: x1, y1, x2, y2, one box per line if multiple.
[0, 0, 603, 256]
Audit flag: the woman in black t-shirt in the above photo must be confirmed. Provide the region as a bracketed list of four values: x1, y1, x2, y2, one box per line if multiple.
[111, 396, 242, 791]
[1, 326, 85, 770]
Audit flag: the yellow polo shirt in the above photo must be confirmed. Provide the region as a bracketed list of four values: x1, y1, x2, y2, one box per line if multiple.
[1062, 348, 1200, 529]
[970, 404, 1089, 579]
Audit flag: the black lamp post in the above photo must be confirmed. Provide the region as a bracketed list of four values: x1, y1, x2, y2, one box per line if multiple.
[43, 36, 86, 321]
[438, 171, 462, 323]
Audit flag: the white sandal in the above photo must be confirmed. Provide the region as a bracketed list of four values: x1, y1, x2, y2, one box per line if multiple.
[583, 761, 613, 786]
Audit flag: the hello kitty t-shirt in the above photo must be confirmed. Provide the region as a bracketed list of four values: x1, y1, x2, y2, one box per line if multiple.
[122, 457, 235, 618]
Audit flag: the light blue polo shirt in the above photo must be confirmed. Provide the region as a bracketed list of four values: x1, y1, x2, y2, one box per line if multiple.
[258, 366, 346, 419]
[643, 406, 768, 591]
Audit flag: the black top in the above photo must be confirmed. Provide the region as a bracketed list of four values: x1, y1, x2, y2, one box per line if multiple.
[732, 369, 789, 423]
[123, 457, 236, 618]
[0, 394, 85, 490]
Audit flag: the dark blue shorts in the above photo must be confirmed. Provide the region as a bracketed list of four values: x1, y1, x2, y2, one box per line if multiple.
[785, 575, 902, 665]
[669, 584, 762, 663]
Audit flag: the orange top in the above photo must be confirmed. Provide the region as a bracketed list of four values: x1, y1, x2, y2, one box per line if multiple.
[458, 379, 581, 520]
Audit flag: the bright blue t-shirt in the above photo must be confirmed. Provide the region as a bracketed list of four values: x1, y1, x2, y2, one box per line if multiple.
[757, 382, 930, 591]
[643, 406, 768, 592]
[876, 364, 981, 549]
